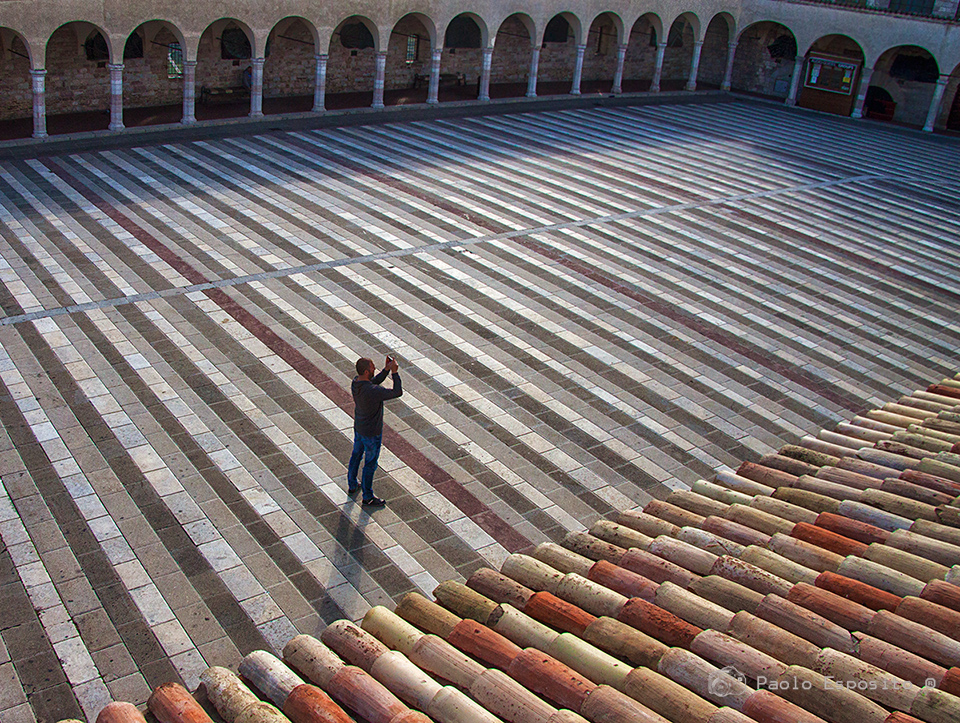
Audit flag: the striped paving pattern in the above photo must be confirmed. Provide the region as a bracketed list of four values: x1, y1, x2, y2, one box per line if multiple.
[0, 100, 958, 721]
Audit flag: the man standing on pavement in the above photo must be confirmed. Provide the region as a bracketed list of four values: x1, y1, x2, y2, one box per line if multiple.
[348, 355, 402, 507]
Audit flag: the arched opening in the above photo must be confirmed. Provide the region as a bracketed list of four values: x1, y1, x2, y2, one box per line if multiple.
[538, 12, 579, 95]
[490, 13, 534, 99]
[196, 19, 255, 119]
[698, 14, 734, 89]
[797, 34, 865, 116]
[439, 13, 485, 101]
[263, 17, 317, 115]
[326, 16, 378, 109]
[45, 22, 113, 133]
[731, 22, 797, 99]
[622, 13, 662, 92]
[117, 21, 188, 127]
[866, 45, 939, 126]
[581, 12, 622, 94]
[383, 13, 434, 106]
[661, 14, 698, 90]
[0, 28, 33, 140]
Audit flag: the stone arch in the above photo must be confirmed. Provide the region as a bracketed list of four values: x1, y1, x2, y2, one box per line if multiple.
[196, 18, 257, 118]
[120, 21, 189, 117]
[438, 13, 487, 97]
[864, 45, 939, 126]
[797, 34, 865, 116]
[731, 21, 798, 99]
[490, 13, 536, 97]
[384, 13, 436, 97]
[581, 11, 624, 92]
[264, 17, 318, 104]
[699, 13, 735, 89]
[538, 12, 582, 93]
[0, 28, 34, 133]
[661, 12, 700, 88]
[622, 13, 663, 92]
[44, 22, 113, 124]
[326, 15, 380, 106]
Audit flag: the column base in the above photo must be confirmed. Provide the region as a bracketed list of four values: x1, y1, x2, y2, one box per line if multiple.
[650, 85, 660, 93]
[108, 121, 124, 131]
[372, 101, 385, 109]
[721, 83, 731, 92]
[479, 95, 490, 102]
[685, 82, 696, 92]
[612, 87, 621, 95]
[922, 123, 934, 132]
[426, 99, 438, 106]
[785, 98, 797, 107]
[570, 90, 581, 96]
[850, 110, 863, 119]
[249, 111, 264, 118]
[525, 92, 536, 98]
[312, 105, 326, 113]
[180, 117, 196, 125]
[32, 131, 48, 140]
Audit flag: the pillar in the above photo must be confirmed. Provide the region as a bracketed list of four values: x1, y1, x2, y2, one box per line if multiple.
[372, 50, 387, 109]
[313, 54, 327, 112]
[427, 48, 442, 104]
[30, 69, 47, 139]
[850, 66, 874, 119]
[479, 47, 493, 101]
[571, 43, 586, 95]
[181, 60, 197, 124]
[249, 57, 264, 117]
[923, 74, 949, 132]
[612, 43, 627, 95]
[650, 41, 666, 92]
[526, 47, 540, 98]
[108, 63, 124, 131]
[786, 55, 805, 106]
[721, 40, 737, 91]
[686, 40, 704, 91]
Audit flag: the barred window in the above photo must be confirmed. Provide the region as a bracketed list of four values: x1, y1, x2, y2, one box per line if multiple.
[406, 34, 419, 62]
[168, 42, 183, 79]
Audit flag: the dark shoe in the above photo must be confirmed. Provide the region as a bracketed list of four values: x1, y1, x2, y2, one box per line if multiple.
[362, 497, 386, 507]
[347, 485, 360, 496]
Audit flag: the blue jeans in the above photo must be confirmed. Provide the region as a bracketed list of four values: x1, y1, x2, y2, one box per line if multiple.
[347, 432, 382, 501]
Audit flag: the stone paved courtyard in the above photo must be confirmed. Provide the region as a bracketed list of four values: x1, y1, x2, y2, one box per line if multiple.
[0, 100, 958, 721]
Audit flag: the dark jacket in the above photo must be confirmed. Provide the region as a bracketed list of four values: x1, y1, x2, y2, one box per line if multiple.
[352, 369, 402, 437]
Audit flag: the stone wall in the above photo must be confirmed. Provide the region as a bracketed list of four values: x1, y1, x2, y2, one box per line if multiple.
[491, 15, 532, 84]
[384, 16, 433, 91]
[623, 17, 658, 82]
[0, 34, 32, 119]
[264, 19, 316, 98]
[581, 15, 618, 83]
[731, 22, 796, 97]
[44, 25, 110, 115]
[698, 16, 732, 87]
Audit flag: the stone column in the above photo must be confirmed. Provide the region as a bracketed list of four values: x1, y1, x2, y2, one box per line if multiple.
[249, 57, 264, 117]
[721, 40, 738, 91]
[108, 63, 124, 131]
[372, 50, 387, 108]
[571, 43, 586, 95]
[685, 40, 703, 91]
[650, 41, 666, 92]
[612, 43, 627, 95]
[923, 74, 949, 132]
[30, 69, 47, 139]
[479, 47, 493, 101]
[786, 55, 805, 106]
[313, 54, 327, 112]
[850, 66, 874, 119]
[526, 46, 540, 98]
[181, 60, 197, 124]
[427, 48, 442, 104]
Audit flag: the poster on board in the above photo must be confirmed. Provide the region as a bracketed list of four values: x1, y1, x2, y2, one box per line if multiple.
[804, 55, 859, 95]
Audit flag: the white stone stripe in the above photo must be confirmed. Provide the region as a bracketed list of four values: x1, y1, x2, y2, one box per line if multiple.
[0, 328, 209, 688]
[0, 471, 111, 720]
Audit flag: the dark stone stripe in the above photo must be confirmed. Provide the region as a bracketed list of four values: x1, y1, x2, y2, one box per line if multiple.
[41, 157, 532, 557]
[0, 506, 85, 722]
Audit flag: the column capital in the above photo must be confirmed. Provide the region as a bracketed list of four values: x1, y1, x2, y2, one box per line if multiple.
[108, 63, 124, 72]
[937, 74, 950, 85]
[657, 41, 667, 50]
[29, 68, 47, 78]
[183, 59, 198, 68]
[618, 43, 628, 52]
[251, 56, 265, 67]
[314, 53, 328, 62]
[375, 50, 387, 59]
[694, 40, 704, 48]
[432, 48, 442, 59]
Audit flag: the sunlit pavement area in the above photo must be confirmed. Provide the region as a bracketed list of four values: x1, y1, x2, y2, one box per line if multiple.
[0, 99, 958, 721]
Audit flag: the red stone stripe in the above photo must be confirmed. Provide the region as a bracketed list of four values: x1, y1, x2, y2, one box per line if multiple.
[41, 158, 532, 554]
